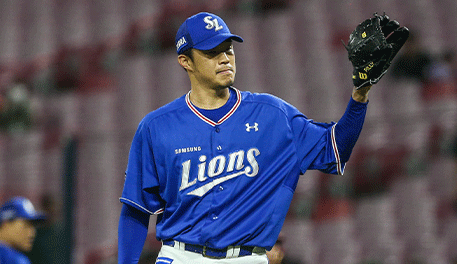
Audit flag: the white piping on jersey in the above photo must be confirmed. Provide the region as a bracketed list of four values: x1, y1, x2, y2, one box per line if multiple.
[331, 123, 344, 175]
[119, 197, 164, 215]
[185, 87, 242, 127]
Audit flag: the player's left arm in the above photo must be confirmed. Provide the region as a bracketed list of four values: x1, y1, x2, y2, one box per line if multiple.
[335, 11, 409, 164]
[292, 97, 366, 175]
[333, 91, 369, 164]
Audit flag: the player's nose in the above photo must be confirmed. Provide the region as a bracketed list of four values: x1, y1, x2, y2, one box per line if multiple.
[219, 52, 230, 63]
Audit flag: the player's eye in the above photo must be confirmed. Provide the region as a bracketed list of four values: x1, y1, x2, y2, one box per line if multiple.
[226, 46, 234, 54]
[207, 51, 219, 56]
[203, 44, 234, 58]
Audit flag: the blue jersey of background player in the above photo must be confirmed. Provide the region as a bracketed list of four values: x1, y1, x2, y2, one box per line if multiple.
[0, 197, 46, 264]
[118, 12, 371, 264]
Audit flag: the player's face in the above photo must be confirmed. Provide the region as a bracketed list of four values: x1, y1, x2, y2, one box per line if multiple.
[191, 41, 236, 89]
[2, 218, 37, 252]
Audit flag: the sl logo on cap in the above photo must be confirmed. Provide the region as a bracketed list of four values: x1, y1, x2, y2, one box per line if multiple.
[204, 16, 223, 31]
[23, 200, 36, 215]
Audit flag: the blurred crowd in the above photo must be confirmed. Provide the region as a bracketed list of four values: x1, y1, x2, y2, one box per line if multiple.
[0, 0, 295, 134]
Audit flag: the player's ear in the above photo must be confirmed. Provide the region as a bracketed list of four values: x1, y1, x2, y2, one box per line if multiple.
[178, 54, 193, 72]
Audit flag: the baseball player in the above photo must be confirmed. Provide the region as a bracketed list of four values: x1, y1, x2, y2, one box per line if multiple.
[118, 12, 408, 264]
[0, 196, 46, 264]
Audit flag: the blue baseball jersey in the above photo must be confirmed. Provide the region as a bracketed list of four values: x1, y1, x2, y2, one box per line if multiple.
[120, 87, 344, 250]
[0, 243, 31, 264]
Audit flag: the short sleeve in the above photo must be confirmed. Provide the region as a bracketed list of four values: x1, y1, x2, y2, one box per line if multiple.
[120, 119, 164, 215]
[292, 116, 345, 175]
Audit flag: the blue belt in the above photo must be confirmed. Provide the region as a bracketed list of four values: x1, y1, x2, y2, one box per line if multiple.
[162, 239, 265, 259]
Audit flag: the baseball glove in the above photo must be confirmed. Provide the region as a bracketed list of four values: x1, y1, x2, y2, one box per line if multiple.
[344, 13, 409, 89]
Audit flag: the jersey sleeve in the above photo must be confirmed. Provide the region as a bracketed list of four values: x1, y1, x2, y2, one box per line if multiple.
[292, 115, 344, 175]
[120, 118, 164, 215]
[333, 98, 368, 163]
[291, 98, 368, 175]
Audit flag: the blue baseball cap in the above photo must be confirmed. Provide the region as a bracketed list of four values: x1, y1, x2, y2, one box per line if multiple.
[0, 197, 46, 224]
[175, 12, 244, 54]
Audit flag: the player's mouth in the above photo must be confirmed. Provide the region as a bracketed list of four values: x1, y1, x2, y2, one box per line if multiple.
[217, 68, 233, 75]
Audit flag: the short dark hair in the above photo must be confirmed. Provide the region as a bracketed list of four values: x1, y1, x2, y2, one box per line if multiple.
[181, 48, 194, 61]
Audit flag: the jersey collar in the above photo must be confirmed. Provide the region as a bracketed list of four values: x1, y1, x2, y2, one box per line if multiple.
[185, 87, 242, 127]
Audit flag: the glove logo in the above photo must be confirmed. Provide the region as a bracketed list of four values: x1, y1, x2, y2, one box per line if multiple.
[364, 62, 374, 72]
[359, 72, 368, 80]
[362, 32, 367, 38]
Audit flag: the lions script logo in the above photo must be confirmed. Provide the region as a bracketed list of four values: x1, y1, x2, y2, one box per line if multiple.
[180, 148, 260, 197]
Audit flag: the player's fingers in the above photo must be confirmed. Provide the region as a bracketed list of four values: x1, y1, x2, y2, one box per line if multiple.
[387, 27, 410, 58]
[387, 27, 409, 46]
[378, 14, 390, 27]
[382, 20, 400, 37]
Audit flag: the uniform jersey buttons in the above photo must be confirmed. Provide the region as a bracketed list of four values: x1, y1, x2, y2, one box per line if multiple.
[215, 127, 220, 133]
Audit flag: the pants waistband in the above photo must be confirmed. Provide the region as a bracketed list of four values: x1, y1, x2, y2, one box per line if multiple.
[162, 239, 266, 259]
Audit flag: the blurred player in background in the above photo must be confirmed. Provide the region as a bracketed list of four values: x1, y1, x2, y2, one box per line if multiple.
[28, 194, 67, 264]
[0, 196, 46, 264]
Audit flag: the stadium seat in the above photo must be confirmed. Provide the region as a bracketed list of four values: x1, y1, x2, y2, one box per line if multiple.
[314, 218, 361, 264]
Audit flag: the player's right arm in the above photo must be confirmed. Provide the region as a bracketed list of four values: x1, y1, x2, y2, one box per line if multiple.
[118, 117, 163, 263]
[118, 203, 150, 264]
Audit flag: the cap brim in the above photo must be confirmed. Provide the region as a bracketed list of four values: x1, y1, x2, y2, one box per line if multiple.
[193, 34, 244, 51]
[27, 214, 46, 226]
[25, 213, 46, 224]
